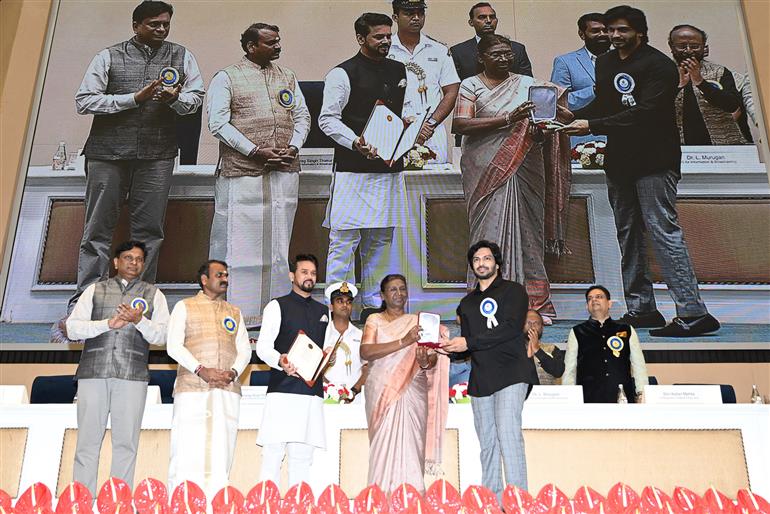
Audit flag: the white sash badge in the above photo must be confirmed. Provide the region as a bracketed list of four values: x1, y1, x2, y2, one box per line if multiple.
[480, 297, 499, 329]
[614, 73, 636, 107]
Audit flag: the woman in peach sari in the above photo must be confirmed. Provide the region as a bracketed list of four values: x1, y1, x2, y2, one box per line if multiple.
[360, 274, 450, 495]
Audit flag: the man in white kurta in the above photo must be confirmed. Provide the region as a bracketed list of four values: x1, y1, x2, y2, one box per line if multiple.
[166, 260, 252, 497]
[323, 282, 367, 403]
[388, 0, 460, 164]
[318, 13, 409, 314]
[256, 255, 329, 486]
[208, 23, 310, 327]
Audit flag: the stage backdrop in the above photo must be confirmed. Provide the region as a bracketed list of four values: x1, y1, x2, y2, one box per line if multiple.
[1, 0, 768, 329]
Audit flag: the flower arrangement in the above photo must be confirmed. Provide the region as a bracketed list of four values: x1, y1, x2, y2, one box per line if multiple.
[404, 145, 437, 170]
[571, 141, 606, 169]
[323, 383, 351, 404]
[449, 382, 471, 404]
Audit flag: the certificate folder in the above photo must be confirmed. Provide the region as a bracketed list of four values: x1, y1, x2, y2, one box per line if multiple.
[361, 102, 431, 166]
[284, 331, 339, 387]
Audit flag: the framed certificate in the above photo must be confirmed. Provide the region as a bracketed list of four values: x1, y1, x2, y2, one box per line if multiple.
[361, 102, 431, 166]
[417, 312, 441, 348]
[284, 330, 338, 387]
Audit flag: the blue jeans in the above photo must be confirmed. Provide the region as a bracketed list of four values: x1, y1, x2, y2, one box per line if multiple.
[449, 360, 471, 387]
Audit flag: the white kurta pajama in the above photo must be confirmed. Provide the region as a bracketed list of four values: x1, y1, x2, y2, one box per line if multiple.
[166, 298, 251, 498]
[319, 68, 408, 308]
[255, 300, 326, 485]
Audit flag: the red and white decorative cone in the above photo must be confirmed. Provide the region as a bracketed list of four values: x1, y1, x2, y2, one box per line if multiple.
[572, 486, 606, 514]
[530, 484, 569, 514]
[244, 481, 281, 514]
[283, 483, 315, 514]
[736, 489, 770, 514]
[501, 485, 534, 514]
[461, 485, 500, 514]
[212, 486, 245, 514]
[605, 483, 640, 514]
[671, 487, 703, 513]
[389, 484, 423, 514]
[169, 481, 206, 514]
[354, 485, 389, 514]
[703, 487, 738, 514]
[1, 489, 15, 514]
[424, 479, 462, 514]
[15, 483, 54, 514]
[133, 478, 169, 514]
[639, 486, 680, 514]
[56, 482, 93, 514]
[317, 484, 351, 514]
[96, 478, 133, 514]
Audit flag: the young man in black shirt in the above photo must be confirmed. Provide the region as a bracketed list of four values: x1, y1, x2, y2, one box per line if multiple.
[442, 240, 536, 498]
[562, 5, 719, 338]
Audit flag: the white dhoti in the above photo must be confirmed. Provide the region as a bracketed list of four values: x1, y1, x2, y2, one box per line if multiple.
[168, 389, 240, 498]
[210, 173, 299, 325]
[323, 172, 407, 308]
[257, 392, 325, 486]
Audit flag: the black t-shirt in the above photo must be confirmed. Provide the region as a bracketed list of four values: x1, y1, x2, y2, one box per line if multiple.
[575, 44, 681, 182]
[456, 276, 538, 397]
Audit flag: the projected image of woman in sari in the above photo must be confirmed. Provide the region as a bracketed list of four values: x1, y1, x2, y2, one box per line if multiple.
[452, 34, 573, 322]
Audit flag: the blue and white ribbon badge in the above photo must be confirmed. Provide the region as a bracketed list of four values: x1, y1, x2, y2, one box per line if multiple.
[613, 73, 636, 107]
[479, 297, 499, 329]
[607, 335, 624, 357]
[222, 316, 237, 334]
[130, 297, 149, 315]
[159, 67, 180, 87]
[277, 89, 295, 109]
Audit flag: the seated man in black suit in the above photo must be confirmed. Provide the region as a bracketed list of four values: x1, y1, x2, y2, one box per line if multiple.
[450, 2, 532, 80]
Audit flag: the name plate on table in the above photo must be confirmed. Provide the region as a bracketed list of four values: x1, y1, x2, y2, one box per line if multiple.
[299, 149, 334, 171]
[644, 385, 722, 405]
[241, 386, 268, 404]
[681, 145, 762, 171]
[526, 385, 584, 404]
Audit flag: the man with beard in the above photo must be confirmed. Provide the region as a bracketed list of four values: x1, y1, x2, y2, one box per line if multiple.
[255, 254, 329, 486]
[319, 13, 407, 319]
[166, 260, 251, 497]
[551, 13, 610, 151]
[441, 240, 537, 499]
[562, 5, 720, 337]
[207, 22, 311, 327]
[667, 24, 750, 145]
[387, 0, 460, 164]
[451, 2, 532, 80]
[525, 309, 564, 385]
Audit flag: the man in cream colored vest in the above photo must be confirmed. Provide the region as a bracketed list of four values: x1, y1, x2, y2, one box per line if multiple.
[207, 22, 310, 327]
[166, 260, 252, 497]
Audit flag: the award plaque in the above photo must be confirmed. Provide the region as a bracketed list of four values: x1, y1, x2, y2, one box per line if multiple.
[528, 85, 564, 129]
[417, 311, 441, 348]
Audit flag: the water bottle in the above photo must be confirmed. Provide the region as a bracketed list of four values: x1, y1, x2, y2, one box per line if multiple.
[52, 141, 67, 170]
[751, 385, 764, 404]
[617, 384, 628, 404]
